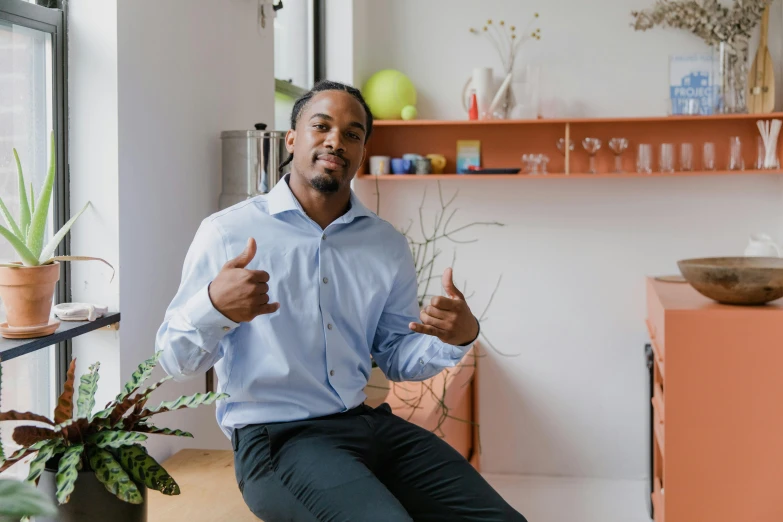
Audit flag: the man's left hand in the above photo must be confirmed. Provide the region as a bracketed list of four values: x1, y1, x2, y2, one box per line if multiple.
[409, 267, 479, 346]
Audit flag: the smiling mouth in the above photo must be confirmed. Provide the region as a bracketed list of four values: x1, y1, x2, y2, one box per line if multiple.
[315, 154, 346, 170]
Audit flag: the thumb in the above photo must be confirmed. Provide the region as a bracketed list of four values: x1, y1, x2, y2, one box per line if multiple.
[225, 238, 257, 269]
[442, 267, 465, 300]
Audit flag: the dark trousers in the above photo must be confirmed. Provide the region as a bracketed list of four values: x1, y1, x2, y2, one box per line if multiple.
[232, 403, 527, 522]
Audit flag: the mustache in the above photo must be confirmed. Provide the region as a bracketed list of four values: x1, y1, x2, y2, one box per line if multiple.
[312, 151, 348, 167]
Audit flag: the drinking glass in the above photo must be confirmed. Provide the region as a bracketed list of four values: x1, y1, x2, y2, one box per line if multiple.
[637, 144, 652, 174]
[582, 138, 602, 174]
[728, 136, 743, 171]
[680, 143, 693, 171]
[703, 142, 716, 171]
[659, 143, 674, 173]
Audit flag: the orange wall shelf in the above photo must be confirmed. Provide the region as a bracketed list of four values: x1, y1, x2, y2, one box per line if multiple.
[356, 113, 783, 180]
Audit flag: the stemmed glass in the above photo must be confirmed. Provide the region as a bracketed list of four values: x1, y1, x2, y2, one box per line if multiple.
[556, 139, 574, 156]
[608, 138, 628, 173]
[582, 138, 602, 174]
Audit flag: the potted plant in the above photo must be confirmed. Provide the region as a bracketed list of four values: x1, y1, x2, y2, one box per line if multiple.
[0, 365, 58, 522]
[0, 352, 227, 522]
[0, 132, 111, 331]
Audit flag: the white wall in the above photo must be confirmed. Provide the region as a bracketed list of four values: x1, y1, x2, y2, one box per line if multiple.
[68, 0, 122, 414]
[352, 0, 783, 479]
[69, 0, 274, 461]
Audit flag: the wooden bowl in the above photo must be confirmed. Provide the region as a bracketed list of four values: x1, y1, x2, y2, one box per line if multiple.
[677, 257, 783, 305]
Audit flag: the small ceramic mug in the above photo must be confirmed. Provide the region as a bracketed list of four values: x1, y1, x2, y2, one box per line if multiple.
[426, 154, 447, 174]
[413, 158, 432, 175]
[369, 155, 391, 175]
[391, 158, 412, 174]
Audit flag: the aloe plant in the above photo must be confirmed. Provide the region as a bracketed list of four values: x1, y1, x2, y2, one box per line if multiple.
[0, 352, 227, 505]
[0, 364, 58, 522]
[0, 132, 112, 275]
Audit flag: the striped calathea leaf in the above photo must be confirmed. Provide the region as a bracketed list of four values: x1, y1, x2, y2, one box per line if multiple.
[76, 362, 101, 419]
[130, 423, 193, 438]
[86, 430, 148, 449]
[93, 375, 172, 426]
[88, 446, 143, 504]
[118, 352, 162, 401]
[137, 392, 228, 420]
[55, 444, 84, 504]
[116, 444, 180, 495]
[25, 439, 64, 485]
[12, 425, 59, 447]
[0, 440, 53, 474]
[53, 359, 77, 424]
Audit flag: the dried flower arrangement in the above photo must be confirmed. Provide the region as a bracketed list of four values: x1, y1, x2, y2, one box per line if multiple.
[469, 16, 542, 117]
[630, 0, 773, 113]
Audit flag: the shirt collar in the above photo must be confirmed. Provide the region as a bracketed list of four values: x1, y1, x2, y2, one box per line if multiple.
[267, 174, 376, 223]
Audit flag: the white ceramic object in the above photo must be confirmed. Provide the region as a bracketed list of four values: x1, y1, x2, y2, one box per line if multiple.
[744, 233, 782, 257]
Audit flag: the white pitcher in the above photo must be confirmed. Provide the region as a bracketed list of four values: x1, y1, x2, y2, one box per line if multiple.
[744, 233, 782, 257]
[462, 67, 494, 119]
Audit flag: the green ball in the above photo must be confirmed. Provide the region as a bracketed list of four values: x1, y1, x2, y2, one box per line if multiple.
[362, 69, 417, 120]
[401, 105, 418, 120]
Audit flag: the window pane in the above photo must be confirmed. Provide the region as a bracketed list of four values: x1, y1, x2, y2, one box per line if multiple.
[274, 0, 313, 89]
[0, 19, 56, 475]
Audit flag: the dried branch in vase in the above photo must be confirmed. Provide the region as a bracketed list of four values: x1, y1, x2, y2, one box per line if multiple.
[469, 15, 542, 75]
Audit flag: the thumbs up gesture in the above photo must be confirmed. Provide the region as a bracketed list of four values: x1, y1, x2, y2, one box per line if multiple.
[409, 268, 479, 346]
[208, 238, 280, 323]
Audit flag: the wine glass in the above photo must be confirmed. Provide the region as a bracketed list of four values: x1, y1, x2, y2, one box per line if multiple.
[608, 138, 628, 173]
[556, 138, 574, 156]
[582, 138, 602, 174]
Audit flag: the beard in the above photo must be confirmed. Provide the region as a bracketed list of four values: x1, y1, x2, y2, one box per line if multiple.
[309, 172, 341, 193]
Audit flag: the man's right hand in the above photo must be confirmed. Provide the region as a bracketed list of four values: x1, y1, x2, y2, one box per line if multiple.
[208, 238, 280, 323]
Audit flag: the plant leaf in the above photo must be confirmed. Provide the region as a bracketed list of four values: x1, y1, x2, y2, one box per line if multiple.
[86, 430, 148, 449]
[131, 424, 193, 438]
[29, 182, 35, 216]
[12, 426, 58, 447]
[37, 201, 90, 263]
[0, 410, 55, 425]
[87, 446, 144, 504]
[25, 439, 63, 485]
[117, 444, 180, 495]
[0, 440, 51, 474]
[121, 352, 161, 399]
[0, 195, 23, 241]
[0, 224, 39, 266]
[0, 478, 58, 518]
[53, 359, 77, 424]
[76, 362, 100, 419]
[12, 148, 31, 240]
[111, 376, 171, 427]
[55, 444, 84, 504]
[138, 392, 228, 419]
[42, 256, 115, 283]
[26, 131, 56, 259]
[54, 417, 89, 443]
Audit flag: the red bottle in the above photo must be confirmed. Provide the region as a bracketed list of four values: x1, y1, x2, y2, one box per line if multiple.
[468, 92, 478, 120]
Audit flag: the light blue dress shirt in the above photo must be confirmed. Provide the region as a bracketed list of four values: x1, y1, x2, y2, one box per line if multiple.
[155, 175, 473, 438]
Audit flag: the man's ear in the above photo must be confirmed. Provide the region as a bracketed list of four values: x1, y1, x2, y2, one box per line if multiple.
[360, 146, 367, 168]
[285, 129, 295, 154]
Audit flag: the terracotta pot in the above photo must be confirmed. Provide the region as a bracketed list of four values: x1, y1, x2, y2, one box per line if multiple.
[0, 262, 60, 326]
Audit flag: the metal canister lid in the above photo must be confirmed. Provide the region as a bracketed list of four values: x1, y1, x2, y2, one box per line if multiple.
[220, 123, 287, 139]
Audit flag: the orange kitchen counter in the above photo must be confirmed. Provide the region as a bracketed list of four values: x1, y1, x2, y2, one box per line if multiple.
[645, 277, 783, 522]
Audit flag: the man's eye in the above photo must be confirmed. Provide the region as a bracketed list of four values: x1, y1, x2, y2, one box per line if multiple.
[348, 133, 360, 140]
[313, 124, 327, 130]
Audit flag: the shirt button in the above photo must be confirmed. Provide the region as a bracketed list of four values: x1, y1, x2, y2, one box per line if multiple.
[418, 358, 425, 365]
[222, 326, 230, 332]
[327, 323, 333, 330]
[322, 233, 327, 240]
[329, 369, 335, 376]
[322, 277, 328, 284]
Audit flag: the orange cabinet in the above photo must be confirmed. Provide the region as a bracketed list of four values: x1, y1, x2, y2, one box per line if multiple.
[646, 278, 783, 522]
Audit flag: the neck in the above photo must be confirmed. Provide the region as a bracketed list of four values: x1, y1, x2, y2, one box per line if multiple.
[287, 173, 352, 230]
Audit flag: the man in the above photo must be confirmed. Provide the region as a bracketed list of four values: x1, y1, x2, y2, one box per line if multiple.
[156, 80, 526, 521]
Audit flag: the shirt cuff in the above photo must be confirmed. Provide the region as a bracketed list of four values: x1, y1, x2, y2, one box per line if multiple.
[182, 283, 239, 344]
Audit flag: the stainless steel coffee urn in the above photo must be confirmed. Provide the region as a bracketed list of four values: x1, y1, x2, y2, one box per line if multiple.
[219, 123, 289, 210]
